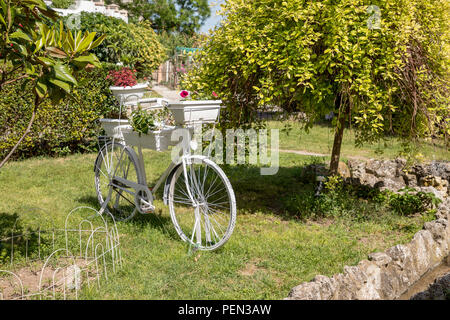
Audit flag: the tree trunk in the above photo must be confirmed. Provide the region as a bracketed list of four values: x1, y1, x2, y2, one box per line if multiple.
[0, 96, 40, 169]
[329, 96, 350, 174]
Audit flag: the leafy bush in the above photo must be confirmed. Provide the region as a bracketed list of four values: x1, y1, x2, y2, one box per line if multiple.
[283, 175, 441, 220]
[130, 107, 157, 135]
[381, 187, 442, 216]
[0, 66, 119, 159]
[69, 13, 166, 77]
[51, 0, 74, 9]
[128, 20, 167, 76]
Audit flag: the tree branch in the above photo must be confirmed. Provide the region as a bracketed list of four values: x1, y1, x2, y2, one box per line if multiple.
[0, 95, 42, 169]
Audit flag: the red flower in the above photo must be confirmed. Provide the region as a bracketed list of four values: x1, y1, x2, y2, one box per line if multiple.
[107, 68, 137, 87]
[18, 23, 23, 28]
[180, 90, 190, 98]
[212, 91, 218, 98]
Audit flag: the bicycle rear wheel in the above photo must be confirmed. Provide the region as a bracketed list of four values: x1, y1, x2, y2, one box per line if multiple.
[94, 141, 144, 222]
[168, 157, 236, 251]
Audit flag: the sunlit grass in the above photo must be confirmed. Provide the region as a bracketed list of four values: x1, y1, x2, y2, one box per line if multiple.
[268, 120, 450, 161]
[0, 150, 430, 299]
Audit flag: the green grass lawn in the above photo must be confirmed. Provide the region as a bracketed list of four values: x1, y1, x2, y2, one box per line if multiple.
[268, 120, 450, 161]
[0, 149, 431, 299]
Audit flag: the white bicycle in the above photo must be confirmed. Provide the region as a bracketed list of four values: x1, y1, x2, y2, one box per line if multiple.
[94, 98, 236, 251]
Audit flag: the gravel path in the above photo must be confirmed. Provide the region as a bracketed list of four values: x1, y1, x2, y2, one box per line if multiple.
[151, 84, 181, 102]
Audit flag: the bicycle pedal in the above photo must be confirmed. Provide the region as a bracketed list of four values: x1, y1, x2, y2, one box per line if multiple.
[140, 204, 155, 214]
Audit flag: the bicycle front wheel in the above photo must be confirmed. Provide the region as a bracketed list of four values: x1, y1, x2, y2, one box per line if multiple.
[168, 157, 236, 251]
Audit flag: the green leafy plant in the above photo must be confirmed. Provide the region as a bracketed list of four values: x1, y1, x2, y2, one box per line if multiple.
[323, 175, 343, 193]
[387, 187, 442, 216]
[72, 13, 166, 77]
[51, 0, 74, 9]
[130, 107, 157, 135]
[130, 105, 175, 135]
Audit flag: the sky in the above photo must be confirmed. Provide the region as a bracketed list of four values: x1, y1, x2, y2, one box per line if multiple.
[200, 0, 225, 34]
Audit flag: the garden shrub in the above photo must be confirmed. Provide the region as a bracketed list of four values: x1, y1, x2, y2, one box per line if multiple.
[69, 13, 166, 77]
[283, 175, 441, 220]
[128, 20, 167, 77]
[0, 66, 119, 159]
[51, 0, 74, 9]
[380, 187, 442, 216]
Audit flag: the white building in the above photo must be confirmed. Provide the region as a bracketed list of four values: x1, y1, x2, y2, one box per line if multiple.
[45, 0, 129, 23]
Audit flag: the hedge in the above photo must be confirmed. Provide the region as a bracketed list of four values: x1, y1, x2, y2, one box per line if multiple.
[0, 66, 119, 160]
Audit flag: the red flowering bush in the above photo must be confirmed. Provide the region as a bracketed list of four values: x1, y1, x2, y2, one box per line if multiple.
[106, 67, 138, 87]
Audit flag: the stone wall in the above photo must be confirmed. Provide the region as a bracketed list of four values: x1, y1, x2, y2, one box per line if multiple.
[286, 159, 450, 300]
[347, 159, 449, 200]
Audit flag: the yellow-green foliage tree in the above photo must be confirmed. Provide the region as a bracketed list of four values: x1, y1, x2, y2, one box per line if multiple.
[183, 0, 449, 172]
[129, 20, 167, 75]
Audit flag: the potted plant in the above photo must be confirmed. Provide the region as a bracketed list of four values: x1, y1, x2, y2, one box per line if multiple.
[100, 103, 177, 151]
[168, 90, 223, 125]
[107, 67, 149, 103]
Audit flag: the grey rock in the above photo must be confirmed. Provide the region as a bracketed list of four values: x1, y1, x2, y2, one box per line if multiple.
[368, 252, 392, 267]
[428, 161, 450, 182]
[362, 174, 379, 188]
[355, 260, 382, 300]
[424, 219, 448, 243]
[386, 244, 420, 288]
[366, 160, 397, 178]
[348, 159, 366, 180]
[287, 282, 323, 300]
[312, 275, 337, 300]
[403, 174, 418, 188]
[378, 177, 406, 192]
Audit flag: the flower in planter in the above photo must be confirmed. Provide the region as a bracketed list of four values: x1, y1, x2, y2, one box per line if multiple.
[106, 67, 138, 87]
[180, 90, 220, 100]
[180, 90, 190, 99]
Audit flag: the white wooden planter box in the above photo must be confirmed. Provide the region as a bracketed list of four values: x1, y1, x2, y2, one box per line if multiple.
[100, 119, 129, 140]
[167, 100, 222, 125]
[100, 119, 178, 151]
[109, 82, 149, 103]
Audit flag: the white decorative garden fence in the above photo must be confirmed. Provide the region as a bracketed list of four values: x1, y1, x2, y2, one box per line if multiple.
[0, 207, 121, 300]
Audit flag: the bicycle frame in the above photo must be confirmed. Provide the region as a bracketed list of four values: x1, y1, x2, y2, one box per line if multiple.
[106, 139, 207, 215]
